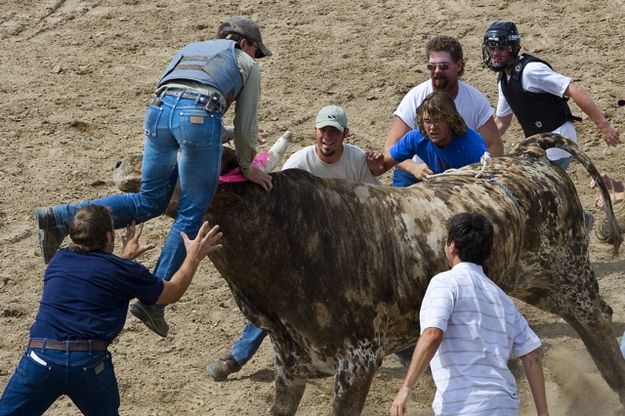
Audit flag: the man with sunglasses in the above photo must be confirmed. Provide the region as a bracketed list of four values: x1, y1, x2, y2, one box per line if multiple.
[35, 16, 273, 338]
[385, 35, 503, 187]
[483, 20, 619, 170]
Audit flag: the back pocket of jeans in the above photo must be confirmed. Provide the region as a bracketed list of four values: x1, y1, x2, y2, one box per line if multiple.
[82, 354, 115, 394]
[143, 105, 164, 138]
[14, 352, 52, 392]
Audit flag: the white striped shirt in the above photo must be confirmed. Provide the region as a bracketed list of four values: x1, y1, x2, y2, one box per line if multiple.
[420, 262, 541, 416]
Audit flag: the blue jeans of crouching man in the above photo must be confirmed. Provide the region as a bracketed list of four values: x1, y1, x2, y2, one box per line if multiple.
[48, 93, 223, 282]
[231, 322, 267, 365]
[0, 349, 118, 416]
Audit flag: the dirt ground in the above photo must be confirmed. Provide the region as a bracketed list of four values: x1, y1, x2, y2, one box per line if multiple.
[1, 0, 625, 415]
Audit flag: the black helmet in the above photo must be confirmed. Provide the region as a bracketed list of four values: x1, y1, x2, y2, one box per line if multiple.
[482, 20, 521, 71]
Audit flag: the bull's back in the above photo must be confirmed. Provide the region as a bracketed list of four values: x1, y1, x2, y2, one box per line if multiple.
[206, 158, 586, 352]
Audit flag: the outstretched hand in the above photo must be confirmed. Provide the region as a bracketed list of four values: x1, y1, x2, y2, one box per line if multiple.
[365, 151, 386, 176]
[600, 122, 619, 147]
[180, 222, 223, 265]
[408, 163, 433, 181]
[121, 221, 156, 260]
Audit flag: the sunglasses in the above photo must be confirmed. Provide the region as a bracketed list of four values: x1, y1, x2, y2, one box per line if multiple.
[426, 63, 450, 71]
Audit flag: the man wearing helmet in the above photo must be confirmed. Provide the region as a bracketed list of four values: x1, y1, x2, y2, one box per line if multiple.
[483, 20, 619, 169]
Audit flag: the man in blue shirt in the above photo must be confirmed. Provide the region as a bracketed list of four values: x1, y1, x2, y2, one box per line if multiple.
[368, 91, 488, 367]
[0, 205, 222, 416]
[371, 91, 487, 180]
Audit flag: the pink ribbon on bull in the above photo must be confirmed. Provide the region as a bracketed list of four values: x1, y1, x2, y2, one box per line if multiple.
[218, 150, 270, 184]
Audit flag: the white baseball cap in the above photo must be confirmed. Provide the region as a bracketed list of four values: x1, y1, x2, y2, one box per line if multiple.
[315, 105, 348, 132]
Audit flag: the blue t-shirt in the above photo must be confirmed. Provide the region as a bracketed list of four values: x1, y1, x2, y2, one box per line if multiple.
[29, 248, 164, 342]
[390, 128, 487, 187]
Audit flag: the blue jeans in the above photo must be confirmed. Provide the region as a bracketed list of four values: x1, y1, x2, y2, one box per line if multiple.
[0, 348, 118, 416]
[231, 322, 267, 366]
[51, 94, 223, 281]
[392, 167, 419, 187]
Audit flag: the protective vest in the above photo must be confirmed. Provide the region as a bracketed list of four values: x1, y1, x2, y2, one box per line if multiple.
[158, 40, 243, 109]
[499, 54, 580, 137]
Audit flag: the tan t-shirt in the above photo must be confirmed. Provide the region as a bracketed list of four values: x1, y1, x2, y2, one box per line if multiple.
[282, 144, 380, 185]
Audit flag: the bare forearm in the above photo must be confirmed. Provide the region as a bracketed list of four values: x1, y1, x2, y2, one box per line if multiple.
[478, 118, 504, 157]
[494, 114, 512, 137]
[566, 83, 619, 146]
[157, 257, 201, 304]
[391, 328, 443, 416]
[566, 83, 606, 127]
[401, 328, 443, 389]
[154, 223, 222, 305]
[521, 349, 549, 416]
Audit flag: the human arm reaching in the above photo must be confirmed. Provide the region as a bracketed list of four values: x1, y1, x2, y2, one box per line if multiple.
[156, 222, 223, 304]
[478, 116, 504, 156]
[565, 82, 619, 146]
[390, 327, 443, 416]
[520, 348, 549, 416]
[494, 113, 513, 137]
[121, 222, 156, 260]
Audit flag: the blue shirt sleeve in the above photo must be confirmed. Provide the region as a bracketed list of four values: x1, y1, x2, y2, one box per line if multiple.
[389, 129, 427, 163]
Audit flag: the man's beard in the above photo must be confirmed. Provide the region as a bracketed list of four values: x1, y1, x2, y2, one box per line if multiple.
[431, 76, 449, 90]
[319, 145, 336, 157]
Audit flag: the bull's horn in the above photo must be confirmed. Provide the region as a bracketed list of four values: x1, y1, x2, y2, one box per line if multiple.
[264, 131, 292, 172]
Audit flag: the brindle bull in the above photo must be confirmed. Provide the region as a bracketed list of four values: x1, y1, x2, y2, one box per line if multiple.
[115, 133, 624, 415]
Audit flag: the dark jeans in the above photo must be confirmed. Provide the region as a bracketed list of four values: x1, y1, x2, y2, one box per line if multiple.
[231, 321, 267, 365]
[0, 348, 119, 416]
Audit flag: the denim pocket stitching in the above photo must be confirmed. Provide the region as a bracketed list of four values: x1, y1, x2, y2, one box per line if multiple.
[178, 111, 220, 148]
[14, 353, 52, 392]
[81, 354, 114, 394]
[143, 105, 164, 138]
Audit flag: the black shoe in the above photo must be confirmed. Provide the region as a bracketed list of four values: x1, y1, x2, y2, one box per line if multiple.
[34, 207, 65, 264]
[130, 302, 169, 337]
[206, 354, 242, 381]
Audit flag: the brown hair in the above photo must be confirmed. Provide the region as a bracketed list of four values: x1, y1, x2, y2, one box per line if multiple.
[69, 205, 113, 253]
[425, 35, 465, 76]
[417, 92, 468, 136]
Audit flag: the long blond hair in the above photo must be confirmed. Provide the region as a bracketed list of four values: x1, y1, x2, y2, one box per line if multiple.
[416, 92, 468, 136]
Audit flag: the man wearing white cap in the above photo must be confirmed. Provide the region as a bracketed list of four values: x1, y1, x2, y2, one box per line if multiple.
[281, 105, 381, 183]
[205, 105, 379, 382]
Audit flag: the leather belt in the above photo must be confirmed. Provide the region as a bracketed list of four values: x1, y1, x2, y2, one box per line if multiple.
[153, 88, 225, 114]
[161, 89, 212, 103]
[28, 339, 110, 352]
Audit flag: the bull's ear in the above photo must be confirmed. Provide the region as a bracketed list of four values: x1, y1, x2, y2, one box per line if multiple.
[211, 188, 242, 210]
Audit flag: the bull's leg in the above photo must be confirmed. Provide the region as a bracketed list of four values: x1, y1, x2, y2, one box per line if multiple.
[271, 364, 306, 416]
[518, 269, 625, 406]
[331, 352, 379, 416]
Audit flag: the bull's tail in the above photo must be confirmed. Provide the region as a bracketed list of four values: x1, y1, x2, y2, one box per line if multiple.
[512, 133, 622, 255]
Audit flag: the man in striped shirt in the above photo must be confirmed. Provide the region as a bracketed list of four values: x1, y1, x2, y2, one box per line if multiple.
[390, 212, 549, 416]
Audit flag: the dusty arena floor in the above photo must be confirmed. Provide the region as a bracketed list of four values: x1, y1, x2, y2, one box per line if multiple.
[1, 0, 625, 414]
